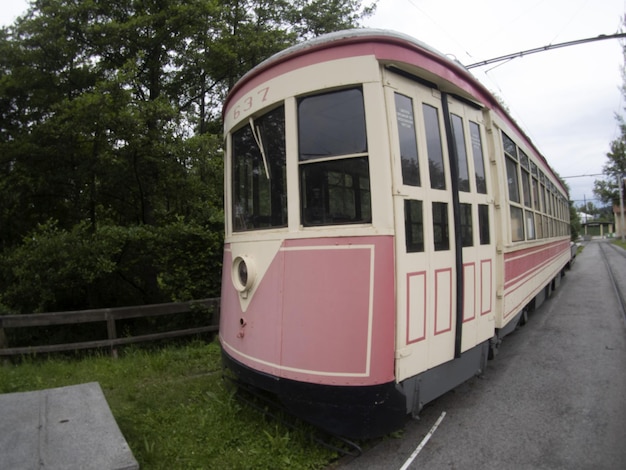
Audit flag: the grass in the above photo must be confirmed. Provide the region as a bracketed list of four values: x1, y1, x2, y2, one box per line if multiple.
[0, 340, 338, 469]
[612, 238, 626, 250]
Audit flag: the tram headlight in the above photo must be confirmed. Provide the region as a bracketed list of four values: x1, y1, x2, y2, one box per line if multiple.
[238, 260, 248, 286]
[232, 255, 256, 293]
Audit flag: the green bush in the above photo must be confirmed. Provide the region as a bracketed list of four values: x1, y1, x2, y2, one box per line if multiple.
[0, 219, 223, 315]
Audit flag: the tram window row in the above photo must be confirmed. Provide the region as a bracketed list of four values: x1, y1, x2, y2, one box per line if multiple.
[502, 132, 569, 242]
[230, 87, 569, 246]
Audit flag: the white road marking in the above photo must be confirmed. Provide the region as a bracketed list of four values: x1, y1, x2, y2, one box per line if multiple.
[399, 411, 447, 470]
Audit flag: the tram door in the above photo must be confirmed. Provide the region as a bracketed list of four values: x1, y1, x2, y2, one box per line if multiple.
[445, 97, 496, 354]
[385, 72, 495, 382]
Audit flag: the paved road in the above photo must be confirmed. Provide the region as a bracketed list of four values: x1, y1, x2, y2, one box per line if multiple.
[0, 382, 137, 470]
[333, 240, 626, 469]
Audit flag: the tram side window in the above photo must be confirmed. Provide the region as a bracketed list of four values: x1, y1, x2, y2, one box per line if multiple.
[395, 93, 420, 186]
[510, 206, 524, 241]
[525, 210, 535, 240]
[404, 200, 424, 252]
[469, 121, 487, 194]
[535, 213, 543, 238]
[232, 105, 287, 231]
[521, 169, 531, 207]
[423, 104, 446, 190]
[505, 157, 520, 203]
[530, 162, 540, 210]
[532, 177, 540, 211]
[298, 88, 371, 226]
[519, 151, 532, 208]
[540, 174, 547, 214]
[502, 132, 517, 158]
[460, 203, 473, 247]
[432, 202, 450, 251]
[478, 204, 490, 245]
[451, 114, 470, 192]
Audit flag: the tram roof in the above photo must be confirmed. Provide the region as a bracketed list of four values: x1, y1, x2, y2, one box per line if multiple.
[242, 28, 455, 78]
[224, 28, 568, 197]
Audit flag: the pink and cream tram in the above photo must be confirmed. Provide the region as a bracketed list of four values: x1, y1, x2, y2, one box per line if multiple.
[219, 29, 571, 439]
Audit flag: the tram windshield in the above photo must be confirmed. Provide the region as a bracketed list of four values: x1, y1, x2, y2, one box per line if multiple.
[298, 87, 372, 226]
[230, 87, 373, 232]
[232, 105, 287, 231]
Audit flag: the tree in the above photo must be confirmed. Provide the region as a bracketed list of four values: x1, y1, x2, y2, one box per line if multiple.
[287, 0, 376, 38]
[0, 0, 376, 313]
[594, 22, 626, 206]
[593, 127, 626, 205]
[569, 201, 581, 241]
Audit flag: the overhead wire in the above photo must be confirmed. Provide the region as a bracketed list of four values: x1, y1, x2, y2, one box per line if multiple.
[404, 0, 473, 59]
[547, 0, 591, 44]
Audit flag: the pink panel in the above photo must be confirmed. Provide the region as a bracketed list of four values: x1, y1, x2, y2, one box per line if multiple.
[220, 237, 396, 387]
[503, 240, 570, 318]
[434, 268, 452, 335]
[504, 240, 569, 290]
[281, 246, 371, 376]
[480, 259, 493, 316]
[219, 248, 284, 376]
[462, 263, 476, 323]
[406, 271, 427, 344]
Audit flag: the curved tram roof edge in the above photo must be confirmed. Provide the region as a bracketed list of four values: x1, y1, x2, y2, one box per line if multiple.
[223, 28, 568, 197]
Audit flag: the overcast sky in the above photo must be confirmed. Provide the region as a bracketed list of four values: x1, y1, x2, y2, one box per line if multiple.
[2, 0, 624, 206]
[365, 0, 625, 207]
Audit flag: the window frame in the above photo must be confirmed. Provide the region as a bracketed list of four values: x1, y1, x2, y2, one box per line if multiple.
[297, 86, 372, 228]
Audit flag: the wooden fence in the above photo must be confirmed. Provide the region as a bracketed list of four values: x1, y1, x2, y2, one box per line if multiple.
[0, 298, 220, 358]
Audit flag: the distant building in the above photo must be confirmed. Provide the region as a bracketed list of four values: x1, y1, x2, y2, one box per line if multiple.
[579, 211, 613, 239]
[577, 212, 595, 224]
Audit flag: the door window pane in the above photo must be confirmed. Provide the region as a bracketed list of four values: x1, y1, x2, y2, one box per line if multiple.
[478, 204, 490, 245]
[395, 93, 420, 186]
[470, 121, 487, 194]
[460, 203, 473, 247]
[451, 114, 470, 192]
[432, 202, 450, 251]
[423, 104, 446, 190]
[404, 200, 424, 252]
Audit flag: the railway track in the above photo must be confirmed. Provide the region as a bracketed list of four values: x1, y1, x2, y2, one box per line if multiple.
[597, 240, 626, 323]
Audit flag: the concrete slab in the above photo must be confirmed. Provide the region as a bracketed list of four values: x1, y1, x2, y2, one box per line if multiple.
[0, 382, 138, 470]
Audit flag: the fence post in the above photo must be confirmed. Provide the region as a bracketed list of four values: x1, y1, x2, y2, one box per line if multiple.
[105, 310, 118, 359]
[0, 327, 8, 365]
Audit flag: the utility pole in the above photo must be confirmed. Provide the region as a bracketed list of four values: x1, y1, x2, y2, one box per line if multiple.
[617, 175, 626, 242]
